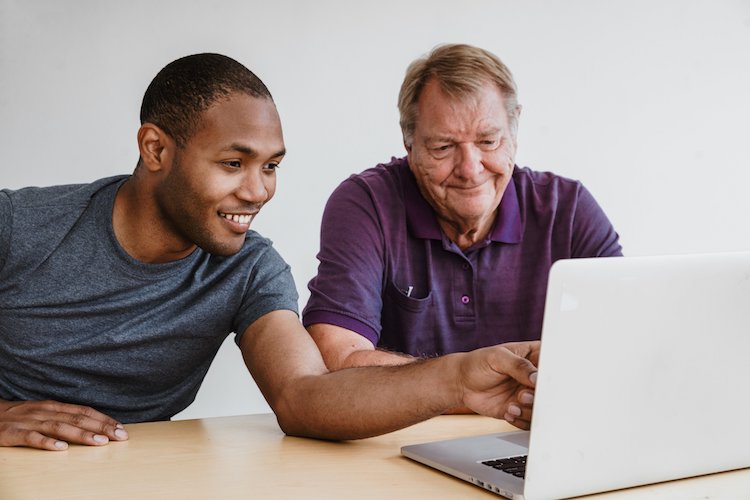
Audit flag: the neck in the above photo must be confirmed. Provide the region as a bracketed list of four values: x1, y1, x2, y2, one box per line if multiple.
[113, 176, 196, 263]
[437, 213, 495, 251]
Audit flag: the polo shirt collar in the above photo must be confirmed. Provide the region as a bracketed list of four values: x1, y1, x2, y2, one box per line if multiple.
[403, 161, 522, 244]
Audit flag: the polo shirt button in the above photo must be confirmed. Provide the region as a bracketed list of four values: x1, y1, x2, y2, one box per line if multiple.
[462, 263, 470, 270]
[461, 295, 470, 304]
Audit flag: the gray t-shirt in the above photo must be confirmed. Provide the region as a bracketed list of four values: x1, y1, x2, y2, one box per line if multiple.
[0, 176, 298, 422]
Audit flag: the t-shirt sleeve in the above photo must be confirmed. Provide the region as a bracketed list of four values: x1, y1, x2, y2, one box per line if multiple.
[570, 184, 623, 257]
[233, 240, 299, 345]
[302, 178, 385, 345]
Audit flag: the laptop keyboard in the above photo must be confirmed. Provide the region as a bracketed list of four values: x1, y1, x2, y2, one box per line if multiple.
[481, 455, 527, 478]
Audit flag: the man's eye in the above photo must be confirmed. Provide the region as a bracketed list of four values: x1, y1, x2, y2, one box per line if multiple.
[429, 144, 453, 158]
[263, 163, 280, 171]
[222, 160, 241, 168]
[479, 139, 500, 149]
[429, 144, 451, 155]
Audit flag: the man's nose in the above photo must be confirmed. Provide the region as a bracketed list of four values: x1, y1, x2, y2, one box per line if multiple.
[453, 143, 483, 179]
[235, 168, 268, 202]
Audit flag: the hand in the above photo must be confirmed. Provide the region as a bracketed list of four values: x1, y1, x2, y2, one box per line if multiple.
[456, 341, 539, 429]
[0, 399, 129, 451]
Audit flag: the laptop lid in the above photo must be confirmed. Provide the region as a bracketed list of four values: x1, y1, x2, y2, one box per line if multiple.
[403, 252, 750, 499]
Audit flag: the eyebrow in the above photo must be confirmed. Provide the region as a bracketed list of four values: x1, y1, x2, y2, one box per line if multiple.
[425, 128, 503, 143]
[424, 134, 455, 144]
[223, 143, 286, 158]
[477, 127, 503, 137]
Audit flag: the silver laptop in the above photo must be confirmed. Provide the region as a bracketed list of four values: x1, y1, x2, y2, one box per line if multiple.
[402, 252, 750, 499]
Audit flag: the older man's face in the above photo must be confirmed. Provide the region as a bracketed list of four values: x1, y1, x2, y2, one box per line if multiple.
[406, 78, 518, 244]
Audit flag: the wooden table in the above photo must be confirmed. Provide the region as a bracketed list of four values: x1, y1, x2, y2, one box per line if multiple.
[2, 413, 749, 499]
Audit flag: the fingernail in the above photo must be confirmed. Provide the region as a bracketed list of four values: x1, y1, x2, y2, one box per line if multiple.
[114, 428, 129, 440]
[115, 423, 124, 429]
[507, 404, 521, 416]
[520, 392, 534, 405]
[54, 440, 68, 450]
[505, 413, 515, 423]
[530, 372, 537, 385]
[93, 434, 109, 444]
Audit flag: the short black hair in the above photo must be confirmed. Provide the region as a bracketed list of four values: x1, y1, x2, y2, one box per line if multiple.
[140, 53, 272, 147]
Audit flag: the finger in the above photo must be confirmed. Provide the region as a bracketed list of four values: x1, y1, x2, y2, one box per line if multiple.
[29, 419, 113, 446]
[501, 341, 540, 361]
[60, 410, 128, 442]
[0, 426, 68, 451]
[517, 389, 535, 407]
[23, 430, 70, 451]
[18, 402, 128, 442]
[490, 347, 538, 387]
[504, 413, 532, 430]
[504, 392, 534, 429]
[505, 402, 533, 421]
[504, 400, 532, 428]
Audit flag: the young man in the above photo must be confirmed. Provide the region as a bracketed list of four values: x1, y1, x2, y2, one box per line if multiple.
[0, 53, 538, 451]
[304, 44, 621, 370]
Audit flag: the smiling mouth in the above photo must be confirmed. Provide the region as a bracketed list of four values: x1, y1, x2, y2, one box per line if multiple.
[218, 211, 255, 225]
[451, 184, 485, 192]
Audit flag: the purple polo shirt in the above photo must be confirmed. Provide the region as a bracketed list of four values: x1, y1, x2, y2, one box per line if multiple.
[303, 157, 622, 357]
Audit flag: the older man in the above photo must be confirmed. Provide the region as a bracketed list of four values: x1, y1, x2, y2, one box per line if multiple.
[304, 44, 621, 371]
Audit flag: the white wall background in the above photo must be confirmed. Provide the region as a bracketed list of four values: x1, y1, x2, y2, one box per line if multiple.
[1, 0, 749, 420]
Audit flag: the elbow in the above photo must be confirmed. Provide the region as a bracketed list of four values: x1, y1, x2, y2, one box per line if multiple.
[275, 414, 305, 438]
[273, 408, 341, 441]
[267, 385, 308, 437]
[269, 384, 372, 442]
[273, 399, 310, 438]
[267, 380, 334, 440]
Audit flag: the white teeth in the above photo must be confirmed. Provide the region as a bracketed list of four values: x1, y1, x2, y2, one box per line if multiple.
[219, 212, 252, 224]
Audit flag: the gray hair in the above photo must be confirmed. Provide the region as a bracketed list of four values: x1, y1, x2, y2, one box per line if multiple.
[398, 43, 520, 146]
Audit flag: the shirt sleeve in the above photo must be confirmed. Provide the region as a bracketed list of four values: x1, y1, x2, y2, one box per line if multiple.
[233, 238, 300, 344]
[302, 177, 386, 345]
[570, 184, 623, 257]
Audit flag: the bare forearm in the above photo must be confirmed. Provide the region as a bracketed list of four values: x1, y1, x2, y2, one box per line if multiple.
[307, 323, 415, 371]
[343, 353, 475, 415]
[274, 354, 461, 440]
[338, 348, 415, 369]
[243, 312, 537, 441]
[332, 352, 474, 414]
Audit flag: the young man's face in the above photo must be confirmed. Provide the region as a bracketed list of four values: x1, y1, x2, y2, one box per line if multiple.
[155, 92, 285, 256]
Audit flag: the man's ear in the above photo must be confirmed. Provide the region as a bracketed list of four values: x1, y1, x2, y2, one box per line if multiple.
[137, 123, 174, 173]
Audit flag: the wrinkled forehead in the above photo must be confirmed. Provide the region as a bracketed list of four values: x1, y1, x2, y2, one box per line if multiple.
[423, 71, 507, 101]
[415, 79, 511, 131]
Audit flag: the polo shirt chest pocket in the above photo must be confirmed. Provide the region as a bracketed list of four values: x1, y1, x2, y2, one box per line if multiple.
[379, 278, 437, 356]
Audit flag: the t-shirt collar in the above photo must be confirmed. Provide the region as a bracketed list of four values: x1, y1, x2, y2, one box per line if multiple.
[403, 160, 522, 244]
